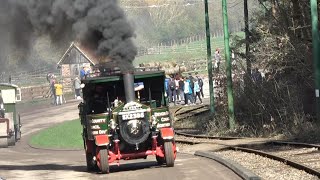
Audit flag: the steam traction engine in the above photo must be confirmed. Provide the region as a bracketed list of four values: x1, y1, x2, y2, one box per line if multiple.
[79, 69, 176, 173]
[0, 83, 22, 148]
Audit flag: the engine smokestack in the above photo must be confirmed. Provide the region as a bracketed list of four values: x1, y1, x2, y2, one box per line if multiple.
[123, 72, 135, 103]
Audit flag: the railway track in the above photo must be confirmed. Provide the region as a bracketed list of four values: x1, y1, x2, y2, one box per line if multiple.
[173, 104, 209, 121]
[175, 130, 320, 179]
[230, 141, 320, 177]
[172, 104, 320, 179]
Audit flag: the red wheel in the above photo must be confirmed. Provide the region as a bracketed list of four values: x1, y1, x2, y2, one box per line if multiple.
[164, 141, 175, 167]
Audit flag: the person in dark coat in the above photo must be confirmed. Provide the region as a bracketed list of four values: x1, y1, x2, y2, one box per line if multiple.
[252, 68, 262, 83]
[195, 72, 204, 98]
[188, 73, 195, 98]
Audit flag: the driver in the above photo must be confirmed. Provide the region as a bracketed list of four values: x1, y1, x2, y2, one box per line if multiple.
[0, 91, 4, 118]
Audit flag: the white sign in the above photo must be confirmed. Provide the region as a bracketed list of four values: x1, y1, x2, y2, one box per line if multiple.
[122, 112, 145, 120]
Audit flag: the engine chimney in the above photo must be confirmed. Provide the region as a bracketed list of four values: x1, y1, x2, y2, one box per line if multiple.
[123, 72, 135, 103]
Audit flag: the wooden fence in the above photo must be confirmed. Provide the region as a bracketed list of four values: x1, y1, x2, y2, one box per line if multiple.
[21, 84, 73, 102]
[136, 30, 243, 57]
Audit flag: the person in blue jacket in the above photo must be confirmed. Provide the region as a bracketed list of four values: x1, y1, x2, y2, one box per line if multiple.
[165, 77, 170, 97]
[183, 77, 194, 105]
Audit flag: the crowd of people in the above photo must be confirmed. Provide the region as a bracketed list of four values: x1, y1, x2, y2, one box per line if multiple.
[165, 72, 204, 106]
[47, 73, 66, 106]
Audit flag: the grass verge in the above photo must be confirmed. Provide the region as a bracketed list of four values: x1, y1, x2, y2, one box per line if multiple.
[29, 119, 83, 149]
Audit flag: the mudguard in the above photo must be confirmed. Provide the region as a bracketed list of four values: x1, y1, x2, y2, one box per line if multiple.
[160, 127, 174, 140]
[94, 135, 109, 146]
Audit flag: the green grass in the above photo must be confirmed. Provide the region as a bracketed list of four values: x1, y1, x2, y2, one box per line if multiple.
[29, 119, 83, 149]
[133, 32, 245, 66]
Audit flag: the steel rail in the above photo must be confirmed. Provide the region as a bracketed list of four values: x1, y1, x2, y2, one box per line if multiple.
[174, 105, 208, 116]
[175, 131, 242, 140]
[269, 141, 320, 149]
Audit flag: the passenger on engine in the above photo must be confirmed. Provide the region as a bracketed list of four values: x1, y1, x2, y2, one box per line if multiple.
[90, 85, 107, 114]
[0, 91, 4, 118]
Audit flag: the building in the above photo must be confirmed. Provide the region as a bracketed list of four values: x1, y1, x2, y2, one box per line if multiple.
[57, 42, 96, 79]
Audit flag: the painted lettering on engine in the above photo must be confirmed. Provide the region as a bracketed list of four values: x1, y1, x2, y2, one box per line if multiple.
[160, 117, 170, 122]
[157, 123, 171, 128]
[91, 119, 106, 124]
[92, 130, 107, 135]
[154, 111, 169, 117]
[123, 102, 143, 111]
[91, 125, 100, 130]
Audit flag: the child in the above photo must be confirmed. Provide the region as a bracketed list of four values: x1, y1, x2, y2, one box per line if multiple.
[54, 81, 63, 105]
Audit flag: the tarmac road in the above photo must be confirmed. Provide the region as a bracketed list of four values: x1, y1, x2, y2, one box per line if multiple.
[0, 101, 241, 180]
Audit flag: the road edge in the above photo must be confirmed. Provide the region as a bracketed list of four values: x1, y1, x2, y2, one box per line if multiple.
[195, 151, 261, 180]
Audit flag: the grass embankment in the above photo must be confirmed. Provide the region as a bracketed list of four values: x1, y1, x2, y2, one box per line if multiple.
[134, 32, 244, 65]
[29, 119, 83, 149]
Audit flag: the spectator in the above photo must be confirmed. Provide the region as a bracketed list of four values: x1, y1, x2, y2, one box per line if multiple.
[86, 66, 92, 78]
[178, 77, 185, 103]
[54, 81, 64, 105]
[175, 76, 180, 101]
[194, 79, 203, 104]
[252, 68, 262, 83]
[214, 48, 221, 72]
[0, 91, 4, 118]
[46, 72, 54, 84]
[195, 72, 204, 98]
[50, 78, 56, 105]
[168, 77, 177, 105]
[188, 73, 195, 98]
[165, 77, 170, 97]
[184, 77, 194, 106]
[74, 77, 82, 100]
[80, 66, 87, 80]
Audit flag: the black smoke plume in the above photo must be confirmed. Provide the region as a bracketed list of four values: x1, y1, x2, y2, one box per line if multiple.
[1, 0, 137, 70]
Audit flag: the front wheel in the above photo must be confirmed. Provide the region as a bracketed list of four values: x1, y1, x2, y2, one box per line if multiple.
[164, 141, 175, 167]
[98, 148, 109, 174]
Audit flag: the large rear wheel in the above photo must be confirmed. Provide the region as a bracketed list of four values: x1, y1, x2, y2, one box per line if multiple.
[98, 148, 109, 174]
[164, 141, 174, 167]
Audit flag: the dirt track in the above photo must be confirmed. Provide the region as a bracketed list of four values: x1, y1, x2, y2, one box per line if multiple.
[0, 101, 241, 180]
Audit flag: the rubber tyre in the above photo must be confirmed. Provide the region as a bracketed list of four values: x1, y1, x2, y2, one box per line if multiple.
[99, 149, 110, 174]
[15, 125, 21, 141]
[7, 132, 15, 146]
[16, 115, 22, 141]
[156, 156, 165, 165]
[164, 141, 174, 167]
[86, 153, 96, 172]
